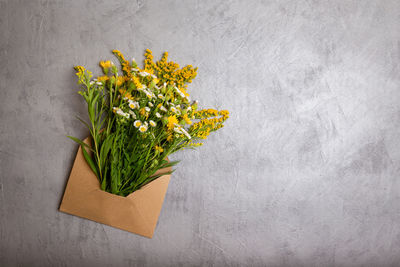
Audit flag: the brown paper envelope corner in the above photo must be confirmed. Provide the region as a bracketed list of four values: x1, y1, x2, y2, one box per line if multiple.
[60, 141, 171, 238]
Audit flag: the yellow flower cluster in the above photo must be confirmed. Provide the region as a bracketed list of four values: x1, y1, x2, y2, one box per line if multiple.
[98, 75, 109, 82]
[190, 109, 229, 139]
[112, 49, 131, 76]
[182, 114, 192, 125]
[167, 115, 178, 130]
[131, 75, 143, 89]
[119, 89, 134, 100]
[144, 49, 155, 74]
[146, 51, 198, 87]
[99, 60, 112, 70]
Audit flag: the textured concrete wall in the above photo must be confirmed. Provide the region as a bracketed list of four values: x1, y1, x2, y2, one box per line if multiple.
[1, 0, 400, 266]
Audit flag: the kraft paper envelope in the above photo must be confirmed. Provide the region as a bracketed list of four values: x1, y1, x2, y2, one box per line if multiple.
[59, 138, 172, 238]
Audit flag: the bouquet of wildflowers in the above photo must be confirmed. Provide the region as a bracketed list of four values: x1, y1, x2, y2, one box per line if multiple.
[69, 50, 229, 196]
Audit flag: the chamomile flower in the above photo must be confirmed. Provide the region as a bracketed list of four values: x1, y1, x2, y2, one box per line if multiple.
[128, 110, 137, 119]
[180, 127, 191, 139]
[160, 106, 167, 112]
[149, 120, 156, 127]
[155, 112, 162, 118]
[133, 120, 142, 128]
[148, 102, 154, 107]
[170, 107, 177, 113]
[90, 81, 95, 85]
[158, 94, 164, 99]
[128, 100, 139, 109]
[139, 71, 150, 77]
[144, 106, 151, 112]
[139, 125, 148, 133]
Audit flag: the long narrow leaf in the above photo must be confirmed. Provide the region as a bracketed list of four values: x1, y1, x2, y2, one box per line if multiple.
[67, 136, 94, 152]
[81, 145, 99, 178]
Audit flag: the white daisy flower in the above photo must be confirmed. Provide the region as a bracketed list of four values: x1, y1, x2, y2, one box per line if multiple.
[180, 127, 191, 139]
[128, 110, 137, 119]
[133, 120, 142, 128]
[149, 120, 156, 127]
[89, 81, 95, 85]
[160, 106, 167, 112]
[139, 125, 148, 133]
[131, 67, 139, 72]
[158, 94, 164, 99]
[139, 71, 150, 77]
[155, 112, 162, 118]
[128, 101, 139, 110]
[148, 102, 154, 107]
[145, 107, 151, 112]
[170, 107, 177, 113]
[96, 82, 102, 86]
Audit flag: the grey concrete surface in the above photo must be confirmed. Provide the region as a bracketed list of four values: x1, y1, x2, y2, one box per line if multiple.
[1, 0, 400, 266]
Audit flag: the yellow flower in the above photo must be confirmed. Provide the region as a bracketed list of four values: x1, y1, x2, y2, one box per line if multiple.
[167, 115, 178, 130]
[117, 76, 127, 87]
[119, 89, 133, 100]
[154, 145, 164, 153]
[167, 135, 173, 142]
[99, 60, 112, 69]
[139, 108, 147, 116]
[97, 75, 109, 82]
[131, 76, 142, 89]
[74, 65, 85, 74]
[182, 114, 192, 125]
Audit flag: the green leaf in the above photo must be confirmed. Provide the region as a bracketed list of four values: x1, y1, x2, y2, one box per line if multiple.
[67, 136, 94, 152]
[81, 145, 99, 178]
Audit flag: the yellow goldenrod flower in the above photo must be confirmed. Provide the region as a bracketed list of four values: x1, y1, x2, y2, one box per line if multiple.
[167, 134, 173, 142]
[167, 115, 178, 130]
[182, 114, 192, 125]
[97, 75, 109, 82]
[139, 108, 147, 116]
[99, 60, 112, 70]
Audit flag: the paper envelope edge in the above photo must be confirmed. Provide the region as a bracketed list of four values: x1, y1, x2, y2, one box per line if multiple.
[59, 139, 171, 238]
